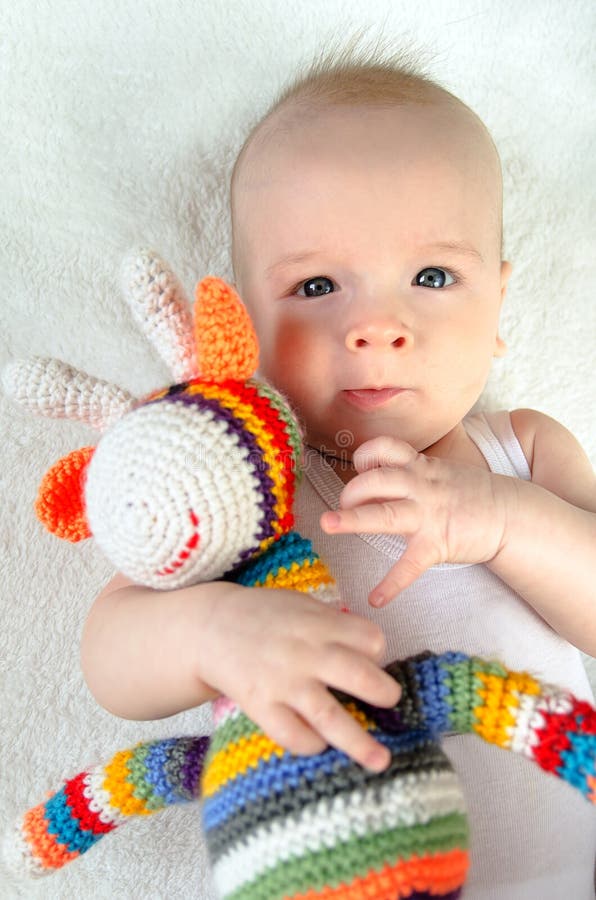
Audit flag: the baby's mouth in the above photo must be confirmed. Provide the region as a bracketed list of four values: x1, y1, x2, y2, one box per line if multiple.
[342, 387, 406, 409]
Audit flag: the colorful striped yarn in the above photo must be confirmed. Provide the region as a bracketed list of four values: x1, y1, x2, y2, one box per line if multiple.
[8, 737, 209, 877]
[201, 651, 596, 900]
[387, 652, 596, 799]
[8, 652, 596, 893]
[229, 531, 339, 604]
[84, 375, 303, 590]
[202, 705, 469, 900]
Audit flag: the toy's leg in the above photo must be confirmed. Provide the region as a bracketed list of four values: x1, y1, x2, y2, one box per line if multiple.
[4, 735, 209, 877]
[202, 696, 470, 900]
[388, 652, 596, 803]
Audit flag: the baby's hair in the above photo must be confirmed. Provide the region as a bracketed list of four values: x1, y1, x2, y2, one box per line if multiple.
[231, 35, 443, 196]
[230, 32, 504, 264]
[270, 37, 443, 110]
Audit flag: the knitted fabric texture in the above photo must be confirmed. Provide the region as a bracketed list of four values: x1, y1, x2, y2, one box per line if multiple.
[35, 446, 95, 541]
[9, 651, 596, 897]
[84, 375, 302, 589]
[1, 356, 135, 431]
[121, 249, 199, 383]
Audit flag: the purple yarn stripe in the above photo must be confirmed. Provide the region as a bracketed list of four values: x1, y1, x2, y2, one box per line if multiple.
[181, 736, 210, 798]
[154, 386, 278, 543]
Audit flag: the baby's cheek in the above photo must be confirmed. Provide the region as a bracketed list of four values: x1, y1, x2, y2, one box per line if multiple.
[262, 317, 324, 396]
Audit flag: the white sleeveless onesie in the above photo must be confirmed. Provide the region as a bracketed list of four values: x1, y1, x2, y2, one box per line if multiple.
[295, 410, 596, 900]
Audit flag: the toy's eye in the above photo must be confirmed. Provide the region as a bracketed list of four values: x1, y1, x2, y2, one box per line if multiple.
[413, 267, 456, 288]
[296, 276, 335, 297]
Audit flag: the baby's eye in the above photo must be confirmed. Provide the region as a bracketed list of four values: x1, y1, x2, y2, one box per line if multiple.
[296, 276, 336, 297]
[413, 267, 455, 289]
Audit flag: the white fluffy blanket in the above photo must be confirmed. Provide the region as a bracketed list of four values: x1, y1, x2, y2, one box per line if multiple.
[1, 1, 595, 897]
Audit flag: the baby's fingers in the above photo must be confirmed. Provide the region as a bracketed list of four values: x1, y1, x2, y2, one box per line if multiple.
[369, 537, 441, 606]
[321, 499, 420, 536]
[294, 685, 392, 772]
[353, 436, 418, 472]
[318, 643, 401, 709]
[255, 702, 328, 757]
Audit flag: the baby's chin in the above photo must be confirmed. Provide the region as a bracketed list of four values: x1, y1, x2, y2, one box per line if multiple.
[307, 416, 456, 459]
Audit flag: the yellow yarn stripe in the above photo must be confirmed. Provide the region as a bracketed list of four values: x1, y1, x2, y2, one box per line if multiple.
[102, 750, 151, 817]
[203, 703, 375, 797]
[255, 558, 335, 593]
[472, 670, 541, 747]
[188, 383, 290, 539]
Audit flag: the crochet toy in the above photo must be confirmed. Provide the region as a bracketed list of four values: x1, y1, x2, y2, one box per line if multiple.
[3, 252, 595, 900]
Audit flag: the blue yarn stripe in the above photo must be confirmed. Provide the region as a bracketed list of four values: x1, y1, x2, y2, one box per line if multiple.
[557, 731, 596, 796]
[202, 728, 433, 831]
[232, 532, 318, 587]
[142, 739, 181, 804]
[43, 786, 102, 854]
[415, 655, 469, 736]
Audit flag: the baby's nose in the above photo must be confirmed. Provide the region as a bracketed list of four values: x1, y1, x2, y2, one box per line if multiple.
[344, 319, 412, 351]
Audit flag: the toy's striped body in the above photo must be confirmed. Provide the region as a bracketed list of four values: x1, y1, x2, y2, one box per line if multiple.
[12, 651, 596, 897]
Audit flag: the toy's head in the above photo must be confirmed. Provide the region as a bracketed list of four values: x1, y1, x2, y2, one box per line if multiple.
[3, 254, 303, 589]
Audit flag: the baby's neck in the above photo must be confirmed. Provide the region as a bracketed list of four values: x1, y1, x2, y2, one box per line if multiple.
[309, 421, 489, 485]
[423, 422, 488, 469]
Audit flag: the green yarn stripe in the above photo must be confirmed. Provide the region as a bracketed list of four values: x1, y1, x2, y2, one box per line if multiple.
[209, 710, 262, 755]
[254, 380, 303, 481]
[223, 811, 469, 900]
[127, 743, 167, 812]
[440, 657, 510, 734]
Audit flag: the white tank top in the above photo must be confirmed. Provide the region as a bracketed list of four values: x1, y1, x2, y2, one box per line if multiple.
[295, 410, 596, 899]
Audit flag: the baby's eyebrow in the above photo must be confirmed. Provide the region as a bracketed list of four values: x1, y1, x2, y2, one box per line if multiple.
[265, 250, 321, 279]
[424, 241, 484, 263]
[265, 241, 484, 280]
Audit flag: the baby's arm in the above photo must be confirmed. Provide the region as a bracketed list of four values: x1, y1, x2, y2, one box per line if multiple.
[484, 409, 596, 651]
[321, 410, 596, 654]
[81, 576, 400, 771]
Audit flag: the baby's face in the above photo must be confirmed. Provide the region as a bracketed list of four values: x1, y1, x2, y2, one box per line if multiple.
[232, 100, 511, 460]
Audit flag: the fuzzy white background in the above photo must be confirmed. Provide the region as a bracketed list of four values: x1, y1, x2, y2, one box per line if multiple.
[1, 1, 595, 898]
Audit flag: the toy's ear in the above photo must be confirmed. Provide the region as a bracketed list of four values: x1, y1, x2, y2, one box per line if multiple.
[194, 277, 259, 381]
[35, 447, 95, 541]
[2, 358, 134, 432]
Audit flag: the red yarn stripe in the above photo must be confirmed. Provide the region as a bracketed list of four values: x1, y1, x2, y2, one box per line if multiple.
[64, 772, 116, 834]
[531, 696, 595, 774]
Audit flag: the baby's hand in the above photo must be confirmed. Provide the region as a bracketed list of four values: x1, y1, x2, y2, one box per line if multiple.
[198, 584, 400, 771]
[321, 436, 516, 605]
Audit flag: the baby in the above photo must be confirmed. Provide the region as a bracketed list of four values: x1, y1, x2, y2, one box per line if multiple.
[81, 48, 596, 897]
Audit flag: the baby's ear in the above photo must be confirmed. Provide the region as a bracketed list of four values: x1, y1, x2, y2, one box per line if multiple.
[35, 447, 95, 541]
[193, 277, 259, 381]
[494, 260, 512, 358]
[494, 334, 507, 357]
[500, 260, 512, 301]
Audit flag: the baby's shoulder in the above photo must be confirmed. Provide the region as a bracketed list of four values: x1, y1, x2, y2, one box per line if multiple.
[509, 408, 595, 508]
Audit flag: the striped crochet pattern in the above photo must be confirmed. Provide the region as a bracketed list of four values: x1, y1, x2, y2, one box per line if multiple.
[84, 374, 303, 589]
[10, 652, 595, 898]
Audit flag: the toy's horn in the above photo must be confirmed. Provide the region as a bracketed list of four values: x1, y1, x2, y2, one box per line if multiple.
[193, 277, 259, 382]
[122, 249, 199, 382]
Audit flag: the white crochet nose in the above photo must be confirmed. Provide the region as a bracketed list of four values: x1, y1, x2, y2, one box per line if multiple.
[121, 501, 154, 538]
[85, 400, 266, 589]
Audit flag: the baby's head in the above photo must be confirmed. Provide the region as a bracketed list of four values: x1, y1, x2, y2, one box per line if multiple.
[230, 47, 511, 462]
